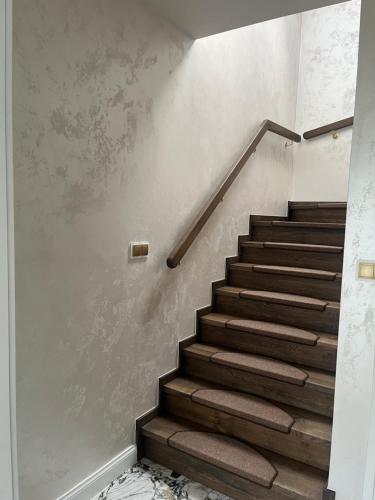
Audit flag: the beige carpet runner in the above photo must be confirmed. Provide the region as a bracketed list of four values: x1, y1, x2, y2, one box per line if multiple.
[168, 431, 277, 488]
[192, 389, 295, 433]
[211, 351, 308, 386]
[239, 289, 328, 310]
[227, 317, 319, 345]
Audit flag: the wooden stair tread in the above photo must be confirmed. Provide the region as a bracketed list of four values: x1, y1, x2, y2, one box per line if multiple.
[212, 351, 309, 386]
[169, 431, 277, 487]
[289, 201, 347, 209]
[241, 241, 343, 253]
[264, 450, 328, 500]
[164, 377, 295, 433]
[141, 413, 203, 444]
[163, 376, 214, 397]
[254, 220, 345, 229]
[201, 313, 320, 345]
[231, 262, 339, 280]
[184, 343, 335, 393]
[164, 377, 332, 442]
[216, 286, 331, 311]
[287, 406, 332, 442]
[141, 416, 328, 499]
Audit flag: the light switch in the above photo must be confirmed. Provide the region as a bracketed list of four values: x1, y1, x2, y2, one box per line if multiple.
[358, 261, 375, 280]
[130, 242, 149, 259]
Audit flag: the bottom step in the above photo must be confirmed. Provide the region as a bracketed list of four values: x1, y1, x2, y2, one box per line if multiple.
[140, 416, 327, 500]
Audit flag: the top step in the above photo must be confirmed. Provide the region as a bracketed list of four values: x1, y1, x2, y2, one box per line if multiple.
[289, 202, 347, 223]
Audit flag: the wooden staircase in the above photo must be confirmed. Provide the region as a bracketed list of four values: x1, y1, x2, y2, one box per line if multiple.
[137, 201, 346, 500]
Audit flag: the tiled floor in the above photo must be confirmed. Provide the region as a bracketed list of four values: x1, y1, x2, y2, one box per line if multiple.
[92, 459, 230, 500]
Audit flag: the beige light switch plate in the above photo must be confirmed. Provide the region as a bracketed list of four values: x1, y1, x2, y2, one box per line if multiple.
[358, 261, 375, 280]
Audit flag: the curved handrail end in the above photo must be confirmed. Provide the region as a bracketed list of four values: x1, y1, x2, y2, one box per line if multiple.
[167, 257, 178, 269]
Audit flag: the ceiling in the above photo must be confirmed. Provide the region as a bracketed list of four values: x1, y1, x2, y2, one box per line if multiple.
[143, 0, 349, 39]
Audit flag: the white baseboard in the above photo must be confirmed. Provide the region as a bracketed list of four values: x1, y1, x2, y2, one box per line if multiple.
[56, 444, 137, 500]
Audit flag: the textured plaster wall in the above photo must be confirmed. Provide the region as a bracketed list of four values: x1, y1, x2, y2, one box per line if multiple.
[328, 0, 375, 498]
[13, 0, 301, 498]
[292, 0, 361, 201]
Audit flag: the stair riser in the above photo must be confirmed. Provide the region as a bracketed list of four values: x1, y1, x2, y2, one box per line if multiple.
[289, 208, 346, 223]
[216, 294, 339, 334]
[229, 268, 341, 302]
[240, 246, 343, 272]
[163, 393, 330, 471]
[252, 226, 345, 246]
[200, 324, 337, 372]
[141, 437, 291, 500]
[183, 357, 334, 417]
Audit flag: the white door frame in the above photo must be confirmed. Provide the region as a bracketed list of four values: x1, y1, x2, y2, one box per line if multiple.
[1, 0, 18, 497]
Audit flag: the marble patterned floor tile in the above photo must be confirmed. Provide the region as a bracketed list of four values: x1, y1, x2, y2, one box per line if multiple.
[92, 459, 231, 500]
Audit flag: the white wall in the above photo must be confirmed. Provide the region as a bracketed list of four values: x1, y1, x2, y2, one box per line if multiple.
[328, 0, 375, 498]
[13, 1, 301, 498]
[292, 0, 360, 201]
[0, 0, 17, 498]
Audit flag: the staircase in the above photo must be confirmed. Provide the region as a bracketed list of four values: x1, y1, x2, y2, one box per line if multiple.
[138, 201, 346, 500]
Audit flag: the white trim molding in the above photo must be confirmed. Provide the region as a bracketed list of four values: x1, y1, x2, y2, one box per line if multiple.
[0, 0, 17, 497]
[56, 445, 137, 500]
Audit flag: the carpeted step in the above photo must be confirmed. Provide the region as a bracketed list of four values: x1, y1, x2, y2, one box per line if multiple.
[229, 263, 341, 302]
[251, 219, 345, 246]
[183, 344, 335, 417]
[211, 351, 309, 386]
[218, 286, 329, 310]
[201, 313, 319, 345]
[215, 286, 340, 334]
[200, 313, 337, 372]
[169, 431, 277, 487]
[242, 241, 343, 253]
[240, 240, 344, 272]
[140, 415, 328, 500]
[163, 377, 332, 470]
[240, 263, 338, 280]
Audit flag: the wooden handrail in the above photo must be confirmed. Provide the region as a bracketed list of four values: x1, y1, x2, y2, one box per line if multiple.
[167, 119, 301, 269]
[303, 116, 354, 140]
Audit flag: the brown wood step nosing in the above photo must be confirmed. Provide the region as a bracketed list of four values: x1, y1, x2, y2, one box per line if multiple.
[241, 241, 344, 254]
[201, 313, 320, 346]
[230, 263, 340, 281]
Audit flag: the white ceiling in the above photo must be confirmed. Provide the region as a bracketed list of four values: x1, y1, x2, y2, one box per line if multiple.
[143, 0, 349, 39]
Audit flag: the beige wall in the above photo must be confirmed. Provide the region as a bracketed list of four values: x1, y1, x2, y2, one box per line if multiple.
[13, 0, 301, 498]
[292, 0, 360, 201]
[328, 0, 375, 498]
